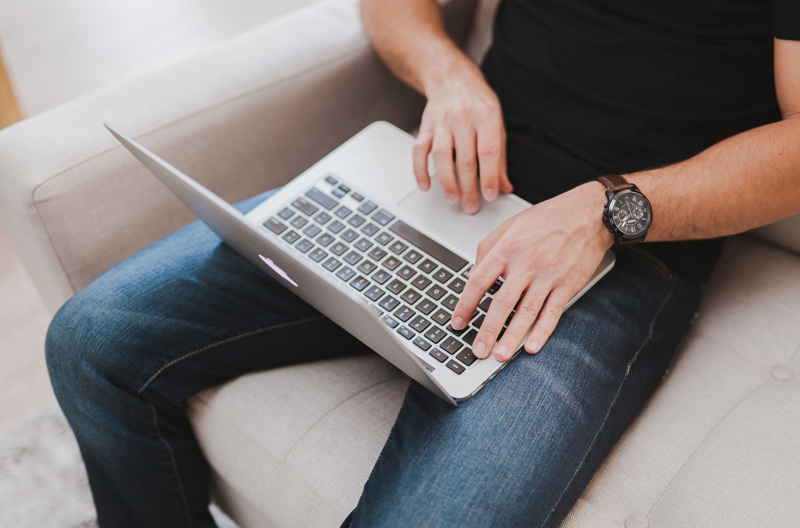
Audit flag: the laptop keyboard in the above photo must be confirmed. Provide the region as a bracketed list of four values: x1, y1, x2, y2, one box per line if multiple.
[261, 175, 515, 376]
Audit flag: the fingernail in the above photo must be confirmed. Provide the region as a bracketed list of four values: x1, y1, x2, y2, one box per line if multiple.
[418, 181, 429, 191]
[452, 316, 464, 329]
[464, 202, 478, 214]
[495, 344, 508, 360]
[484, 188, 498, 201]
[474, 341, 487, 358]
[529, 340, 540, 354]
[445, 193, 458, 203]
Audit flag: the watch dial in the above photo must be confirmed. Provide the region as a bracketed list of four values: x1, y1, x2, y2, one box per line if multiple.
[611, 191, 652, 237]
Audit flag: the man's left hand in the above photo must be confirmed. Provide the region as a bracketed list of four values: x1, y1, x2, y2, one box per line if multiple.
[451, 182, 614, 361]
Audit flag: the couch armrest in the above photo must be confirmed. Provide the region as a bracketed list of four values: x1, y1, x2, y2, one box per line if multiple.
[0, 0, 478, 313]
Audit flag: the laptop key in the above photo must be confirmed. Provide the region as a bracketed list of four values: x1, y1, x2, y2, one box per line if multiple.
[383, 256, 402, 271]
[324, 175, 338, 185]
[417, 259, 437, 274]
[457, 349, 478, 366]
[364, 286, 385, 301]
[330, 242, 348, 256]
[372, 269, 392, 285]
[341, 229, 359, 243]
[403, 250, 423, 264]
[322, 257, 341, 272]
[441, 337, 463, 355]
[331, 187, 346, 198]
[446, 324, 466, 336]
[335, 205, 352, 218]
[314, 211, 332, 225]
[278, 207, 294, 220]
[411, 275, 432, 290]
[472, 314, 486, 329]
[413, 337, 432, 351]
[429, 348, 448, 363]
[293, 197, 319, 216]
[389, 220, 468, 272]
[448, 278, 466, 293]
[389, 240, 408, 254]
[290, 215, 308, 229]
[382, 315, 399, 328]
[400, 289, 422, 305]
[416, 298, 437, 315]
[295, 239, 313, 253]
[397, 326, 415, 340]
[372, 209, 395, 226]
[357, 260, 378, 275]
[264, 217, 287, 234]
[431, 309, 450, 326]
[327, 220, 345, 234]
[379, 295, 400, 312]
[488, 280, 503, 294]
[358, 200, 378, 215]
[361, 223, 380, 236]
[387, 279, 406, 295]
[426, 285, 447, 300]
[479, 296, 493, 312]
[397, 265, 416, 281]
[394, 305, 415, 322]
[409, 316, 431, 333]
[375, 232, 394, 246]
[433, 268, 454, 283]
[344, 251, 362, 265]
[368, 247, 387, 261]
[348, 214, 366, 228]
[338, 184, 351, 194]
[282, 230, 301, 244]
[316, 233, 335, 247]
[303, 224, 321, 238]
[424, 326, 446, 344]
[351, 192, 364, 202]
[306, 188, 338, 210]
[308, 248, 327, 262]
[354, 238, 373, 252]
[442, 294, 459, 311]
[336, 266, 355, 281]
[462, 329, 479, 346]
[446, 360, 465, 375]
[350, 276, 370, 291]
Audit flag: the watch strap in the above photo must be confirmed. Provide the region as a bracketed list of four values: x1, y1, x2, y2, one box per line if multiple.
[597, 173, 634, 192]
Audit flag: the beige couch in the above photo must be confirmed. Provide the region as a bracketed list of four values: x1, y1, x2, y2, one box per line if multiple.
[2, 0, 799, 526]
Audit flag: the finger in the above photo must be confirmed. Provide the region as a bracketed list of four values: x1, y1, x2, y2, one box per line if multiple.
[471, 277, 526, 360]
[453, 126, 480, 214]
[451, 257, 505, 330]
[498, 129, 514, 194]
[525, 287, 571, 354]
[412, 130, 433, 191]
[493, 284, 549, 361]
[476, 121, 502, 202]
[431, 128, 459, 203]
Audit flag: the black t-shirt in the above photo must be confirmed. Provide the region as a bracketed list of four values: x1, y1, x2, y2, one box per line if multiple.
[482, 0, 800, 281]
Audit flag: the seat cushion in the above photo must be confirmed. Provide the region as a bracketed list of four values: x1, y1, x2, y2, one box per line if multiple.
[187, 235, 800, 527]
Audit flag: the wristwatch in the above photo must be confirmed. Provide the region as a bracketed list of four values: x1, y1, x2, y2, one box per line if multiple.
[596, 173, 652, 245]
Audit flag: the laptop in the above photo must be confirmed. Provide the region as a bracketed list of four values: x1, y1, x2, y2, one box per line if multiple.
[106, 121, 615, 406]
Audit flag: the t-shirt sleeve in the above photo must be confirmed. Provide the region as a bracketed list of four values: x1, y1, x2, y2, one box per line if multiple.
[773, 0, 800, 40]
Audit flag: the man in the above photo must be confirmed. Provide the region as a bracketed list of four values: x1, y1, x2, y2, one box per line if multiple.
[46, 0, 800, 526]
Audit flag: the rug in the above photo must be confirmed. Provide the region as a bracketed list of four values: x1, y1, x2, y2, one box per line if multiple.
[0, 403, 238, 528]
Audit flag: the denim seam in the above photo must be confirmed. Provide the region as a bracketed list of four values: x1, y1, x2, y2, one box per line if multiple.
[150, 404, 194, 528]
[538, 274, 678, 528]
[619, 246, 674, 279]
[136, 315, 325, 394]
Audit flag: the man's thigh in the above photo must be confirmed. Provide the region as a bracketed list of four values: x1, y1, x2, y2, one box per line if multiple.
[50, 191, 371, 406]
[346, 247, 701, 528]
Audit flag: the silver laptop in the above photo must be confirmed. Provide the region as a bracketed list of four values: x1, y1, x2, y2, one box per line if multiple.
[107, 121, 615, 406]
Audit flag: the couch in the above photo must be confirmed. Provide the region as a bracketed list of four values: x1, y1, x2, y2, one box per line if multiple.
[1, 0, 799, 526]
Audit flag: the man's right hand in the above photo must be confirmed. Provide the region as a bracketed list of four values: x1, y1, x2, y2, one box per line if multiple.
[413, 60, 513, 214]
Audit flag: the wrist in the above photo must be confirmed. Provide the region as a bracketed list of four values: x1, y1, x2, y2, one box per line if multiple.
[575, 182, 615, 251]
[421, 48, 485, 98]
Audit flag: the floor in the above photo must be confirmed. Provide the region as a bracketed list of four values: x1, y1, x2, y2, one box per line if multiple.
[0, 0, 317, 434]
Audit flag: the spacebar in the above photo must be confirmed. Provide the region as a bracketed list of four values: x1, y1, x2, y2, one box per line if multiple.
[389, 220, 468, 272]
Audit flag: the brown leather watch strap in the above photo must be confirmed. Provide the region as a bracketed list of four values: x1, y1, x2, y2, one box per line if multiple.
[597, 173, 634, 192]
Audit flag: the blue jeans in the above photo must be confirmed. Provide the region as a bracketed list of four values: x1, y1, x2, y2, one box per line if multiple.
[46, 191, 700, 528]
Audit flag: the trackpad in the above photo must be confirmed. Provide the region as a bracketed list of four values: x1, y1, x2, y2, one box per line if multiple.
[396, 178, 528, 258]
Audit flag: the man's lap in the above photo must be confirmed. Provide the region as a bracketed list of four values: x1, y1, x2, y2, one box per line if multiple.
[50, 189, 700, 526]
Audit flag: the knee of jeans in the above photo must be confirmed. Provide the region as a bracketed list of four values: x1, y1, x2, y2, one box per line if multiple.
[45, 291, 134, 403]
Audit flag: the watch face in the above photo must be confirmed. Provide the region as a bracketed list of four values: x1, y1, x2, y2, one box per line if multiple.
[610, 191, 652, 237]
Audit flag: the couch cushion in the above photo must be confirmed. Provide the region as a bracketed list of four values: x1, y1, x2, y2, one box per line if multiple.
[188, 235, 800, 527]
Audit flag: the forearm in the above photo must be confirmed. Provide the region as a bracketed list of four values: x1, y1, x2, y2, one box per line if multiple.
[626, 117, 800, 242]
[360, 0, 478, 95]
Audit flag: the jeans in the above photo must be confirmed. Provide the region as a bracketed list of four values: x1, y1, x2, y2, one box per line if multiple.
[46, 190, 701, 528]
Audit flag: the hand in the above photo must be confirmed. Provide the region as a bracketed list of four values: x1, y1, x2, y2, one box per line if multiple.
[450, 182, 614, 361]
[413, 60, 513, 214]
